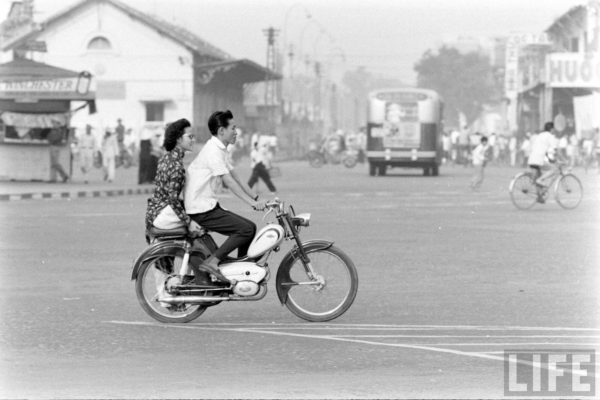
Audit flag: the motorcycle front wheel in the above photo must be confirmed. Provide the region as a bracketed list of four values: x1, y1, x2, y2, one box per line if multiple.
[279, 246, 358, 322]
[135, 255, 207, 323]
[343, 155, 358, 168]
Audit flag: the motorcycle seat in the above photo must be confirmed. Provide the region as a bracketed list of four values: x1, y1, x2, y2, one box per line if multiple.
[147, 226, 188, 239]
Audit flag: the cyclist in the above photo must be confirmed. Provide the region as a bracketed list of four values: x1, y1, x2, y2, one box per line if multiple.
[528, 122, 565, 202]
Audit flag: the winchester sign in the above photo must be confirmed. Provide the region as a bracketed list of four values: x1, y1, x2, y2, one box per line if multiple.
[0, 77, 77, 93]
[546, 53, 600, 88]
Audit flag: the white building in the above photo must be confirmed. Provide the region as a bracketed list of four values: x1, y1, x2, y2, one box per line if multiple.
[1, 0, 277, 139]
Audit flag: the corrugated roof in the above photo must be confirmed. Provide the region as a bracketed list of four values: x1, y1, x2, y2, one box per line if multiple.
[2, 0, 232, 61]
[546, 5, 586, 34]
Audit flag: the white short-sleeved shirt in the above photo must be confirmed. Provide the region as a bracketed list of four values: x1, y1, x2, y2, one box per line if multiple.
[472, 144, 489, 166]
[184, 136, 233, 214]
[528, 131, 557, 166]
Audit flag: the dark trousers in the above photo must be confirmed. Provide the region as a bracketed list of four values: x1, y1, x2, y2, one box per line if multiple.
[138, 140, 152, 184]
[247, 162, 276, 192]
[189, 203, 256, 260]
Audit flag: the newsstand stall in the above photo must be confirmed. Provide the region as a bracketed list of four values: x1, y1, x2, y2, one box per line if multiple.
[0, 58, 94, 181]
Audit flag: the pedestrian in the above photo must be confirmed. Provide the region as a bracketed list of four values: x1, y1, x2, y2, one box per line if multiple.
[508, 135, 517, 167]
[101, 129, 118, 182]
[148, 130, 163, 182]
[138, 126, 153, 184]
[145, 118, 202, 232]
[247, 141, 277, 195]
[48, 121, 70, 183]
[115, 118, 126, 166]
[78, 124, 97, 183]
[184, 110, 266, 283]
[470, 136, 490, 190]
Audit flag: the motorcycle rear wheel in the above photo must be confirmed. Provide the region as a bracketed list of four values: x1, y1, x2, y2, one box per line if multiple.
[135, 255, 207, 323]
[280, 246, 358, 322]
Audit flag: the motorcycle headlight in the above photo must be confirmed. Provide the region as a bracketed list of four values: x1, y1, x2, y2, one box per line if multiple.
[292, 213, 311, 227]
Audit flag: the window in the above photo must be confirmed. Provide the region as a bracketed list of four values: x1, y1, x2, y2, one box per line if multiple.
[87, 36, 111, 50]
[570, 37, 579, 52]
[145, 102, 165, 122]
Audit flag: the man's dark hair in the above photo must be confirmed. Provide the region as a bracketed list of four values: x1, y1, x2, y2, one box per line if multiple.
[208, 110, 234, 136]
[163, 118, 191, 151]
[544, 121, 554, 132]
[481, 136, 488, 143]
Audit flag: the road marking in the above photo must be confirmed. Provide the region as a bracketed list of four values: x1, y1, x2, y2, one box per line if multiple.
[105, 321, 598, 378]
[392, 342, 600, 346]
[331, 334, 600, 338]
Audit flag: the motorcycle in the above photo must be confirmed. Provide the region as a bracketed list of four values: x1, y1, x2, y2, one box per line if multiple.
[307, 148, 361, 169]
[131, 199, 359, 323]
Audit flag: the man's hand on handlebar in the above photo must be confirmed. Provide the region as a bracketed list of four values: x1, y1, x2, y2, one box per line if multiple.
[252, 200, 267, 211]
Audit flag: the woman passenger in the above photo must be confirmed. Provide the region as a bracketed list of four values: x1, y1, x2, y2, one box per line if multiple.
[145, 118, 202, 233]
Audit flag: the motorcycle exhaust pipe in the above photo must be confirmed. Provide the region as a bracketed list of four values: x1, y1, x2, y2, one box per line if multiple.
[158, 295, 228, 304]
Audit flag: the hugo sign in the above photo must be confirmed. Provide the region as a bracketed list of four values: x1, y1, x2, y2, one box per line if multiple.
[546, 53, 600, 88]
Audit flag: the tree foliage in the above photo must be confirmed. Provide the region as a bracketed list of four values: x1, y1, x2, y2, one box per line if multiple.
[414, 46, 502, 127]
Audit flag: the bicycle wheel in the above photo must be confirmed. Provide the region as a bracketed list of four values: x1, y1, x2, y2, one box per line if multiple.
[135, 254, 207, 323]
[280, 246, 358, 322]
[509, 173, 538, 210]
[554, 173, 583, 209]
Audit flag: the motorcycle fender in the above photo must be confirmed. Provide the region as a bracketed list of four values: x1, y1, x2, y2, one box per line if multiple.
[275, 240, 334, 305]
[130, 239, 214, 280]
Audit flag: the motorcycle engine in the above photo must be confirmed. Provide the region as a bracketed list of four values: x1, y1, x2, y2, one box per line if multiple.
[232, 281, 260, 296]
[220, 262, 267, 297]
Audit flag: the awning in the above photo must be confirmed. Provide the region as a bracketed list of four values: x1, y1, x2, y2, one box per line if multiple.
[0, 58, 95, 101]
[194, 58, 281, 85]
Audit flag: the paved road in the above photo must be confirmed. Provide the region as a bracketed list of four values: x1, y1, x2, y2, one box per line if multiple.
[1, 162, 598, 398]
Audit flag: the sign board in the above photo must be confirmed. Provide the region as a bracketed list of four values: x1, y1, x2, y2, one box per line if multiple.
[546, 53, 600, 88]
[16, 41, 47, 52]
[0, 78, 77, 94]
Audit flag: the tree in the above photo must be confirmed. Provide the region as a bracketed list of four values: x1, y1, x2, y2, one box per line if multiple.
[414, 46, 502, 128]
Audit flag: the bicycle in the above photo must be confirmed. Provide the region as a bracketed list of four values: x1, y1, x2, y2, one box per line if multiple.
[508, 163, 583, 210]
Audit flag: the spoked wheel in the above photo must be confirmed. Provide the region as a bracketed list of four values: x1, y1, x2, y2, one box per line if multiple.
[554, 173, 583, 209]
[280, 246, 358, 322]
[135, 255, 207, 323]
[509, 173, 538, 210]
[343, 155, 358, 168]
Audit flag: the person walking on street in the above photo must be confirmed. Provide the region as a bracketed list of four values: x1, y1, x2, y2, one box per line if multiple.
[247, 141, 277, 194]
[184, 110, 266, 283]
[48, 121, 69, 183]
[101, 130, 119, 182]
[78, 124, 97, 183]
[470, 136, 490, 190]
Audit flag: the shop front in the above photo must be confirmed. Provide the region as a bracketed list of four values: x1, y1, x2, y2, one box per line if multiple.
[0, 58, 94, 181]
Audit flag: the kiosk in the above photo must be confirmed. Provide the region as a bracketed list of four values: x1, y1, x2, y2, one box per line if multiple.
[0, 58, 94, 181]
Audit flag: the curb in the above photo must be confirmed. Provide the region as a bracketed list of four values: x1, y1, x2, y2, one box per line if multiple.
[0, 187, 154, 201]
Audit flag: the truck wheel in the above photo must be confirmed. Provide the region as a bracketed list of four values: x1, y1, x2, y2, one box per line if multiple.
[369, 162, 377, 176]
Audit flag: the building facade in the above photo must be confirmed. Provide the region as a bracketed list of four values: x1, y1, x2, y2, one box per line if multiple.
[1, 0, 277, 140]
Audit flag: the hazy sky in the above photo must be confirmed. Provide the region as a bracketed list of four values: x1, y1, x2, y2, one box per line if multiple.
[0, 0, 586, 83]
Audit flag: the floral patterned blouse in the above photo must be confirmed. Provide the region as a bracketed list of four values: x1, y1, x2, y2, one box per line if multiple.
[145, 146, 190, 229]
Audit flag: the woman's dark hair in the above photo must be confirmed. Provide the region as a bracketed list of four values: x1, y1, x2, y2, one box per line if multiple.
[544, 121, 554, 132]
[207, 110, 233, 136]
[163, 118, 191, 151]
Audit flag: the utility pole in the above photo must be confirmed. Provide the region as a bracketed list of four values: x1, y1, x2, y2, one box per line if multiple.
[263, 26, 280, 133]
[263, 26, 279, 109]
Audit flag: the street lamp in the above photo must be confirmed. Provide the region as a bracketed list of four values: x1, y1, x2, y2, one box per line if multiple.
[76, 71, 92, 95]
[282, 3, 311, 78]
